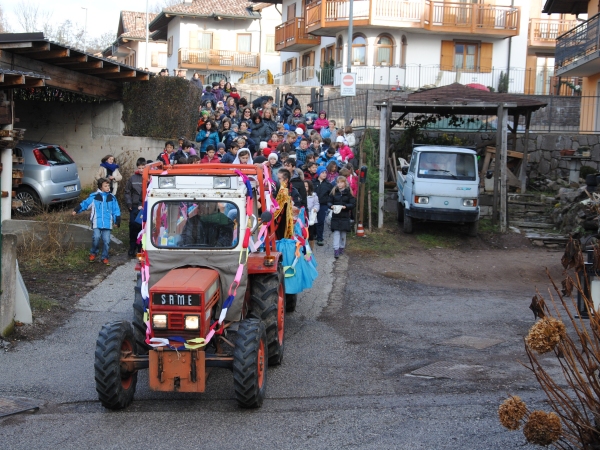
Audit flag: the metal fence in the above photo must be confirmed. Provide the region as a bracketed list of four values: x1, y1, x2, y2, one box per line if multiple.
[269, 65, 582, 95]
[239, 87, 599, 134]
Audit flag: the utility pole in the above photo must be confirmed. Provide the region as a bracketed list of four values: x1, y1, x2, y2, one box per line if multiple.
[81, 7, 88, 52]
[343, 0, 354, 128]
[145, 0, 150, 69]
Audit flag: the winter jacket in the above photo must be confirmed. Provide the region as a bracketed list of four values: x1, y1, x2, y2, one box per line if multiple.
[304, 111, 318, 128]
[314, 116, 329, 133]
[221, 152, 237, 164]
[94, 165, 123, 196]
[326, 171, 338, 185]
[290, 173, 308, 209]
[317, 153, 340, 168]
[223, 130, 238, 148]
[339, 144, 354, 163]
[200, 92, 217, 106]
[345, 132, 356, 150]
[307, 192, 320, 214]
[124, 171, 143, 209]
[266, 140, 279, 155]
[201, 154, 221, 164]
[287, 113, 306, 128]
[190, 78, 203, 89]
[295, 147, 309, 166]
[157, 150, 175, 166]
[328, 187, 355, 232]
[313, 178, 333, 206]
[195, 129, 220, 154]
[252, 95, 272, 110]
[250, 121, 269, 144]
[74, 190, 121, 230]
[173, 149, 194, 163]
[262, 118, 278, 136]
[348, 174, 358, 198]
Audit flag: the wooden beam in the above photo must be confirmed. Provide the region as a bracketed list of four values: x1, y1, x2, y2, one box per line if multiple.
[128, 74, 150, 82]
[80, 66, 119, 74]
[8, 42, 50, 53]
[0, 42, 34, 49]
[3, 75, 25, 86]
[27, 49, 70, 60]
[101, 70, 136, 79]
[51, 55, 88, 65]
[68, 61, 103, 70]
[0, 50, 120, 100]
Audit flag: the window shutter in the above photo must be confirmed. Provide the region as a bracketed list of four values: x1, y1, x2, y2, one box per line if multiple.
[480, 42, 493, 73]
[151, 52, 158, 67]
[213, 33, 220, 50]
[189, 30, 198, 49]
[282, 61, 286, 73]
[440, 40, 454, 71]
[321, 48, 325, 67]
[292, 57, 297, 71]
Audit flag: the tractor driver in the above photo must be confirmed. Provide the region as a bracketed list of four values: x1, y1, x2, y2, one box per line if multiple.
[180, 201, 236, 248]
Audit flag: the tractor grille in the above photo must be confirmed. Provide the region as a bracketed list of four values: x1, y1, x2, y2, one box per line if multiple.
[169, 313, 184, 329]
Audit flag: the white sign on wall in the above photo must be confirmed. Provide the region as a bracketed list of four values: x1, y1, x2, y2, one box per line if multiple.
[340, 73, 356, 97]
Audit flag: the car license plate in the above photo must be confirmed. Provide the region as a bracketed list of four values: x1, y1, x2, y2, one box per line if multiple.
[64, 185, 76, 192]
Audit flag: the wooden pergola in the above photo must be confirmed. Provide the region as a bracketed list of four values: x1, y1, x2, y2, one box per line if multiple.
[0, 32, 150, 100]
[375, 84, 547, 232]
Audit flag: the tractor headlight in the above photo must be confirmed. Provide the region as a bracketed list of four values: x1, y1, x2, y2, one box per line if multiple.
[463, 199, 478, 207]
[184, 315, 200, 330]
[213, 177, 231, 189]
[159, 177, 175, 189]
[152, 314, 168, 329]
[414, 196, 429, 204]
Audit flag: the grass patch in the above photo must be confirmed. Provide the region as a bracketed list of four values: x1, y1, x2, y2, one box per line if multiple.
[29, 293, 60, 311]
[347, 225, 406, 257]
[415, 231, 459, 249]
[479, 218, 499, 233]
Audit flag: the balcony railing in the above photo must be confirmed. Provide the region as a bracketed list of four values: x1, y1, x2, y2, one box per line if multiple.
[529, 18, 578, 48]
[178, 48, 260, 72]
[305, 0, 519, 36]
[555, 14, 599, 71]
[275, 18, 320, 51]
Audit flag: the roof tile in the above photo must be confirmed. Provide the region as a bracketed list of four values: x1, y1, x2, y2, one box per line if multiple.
[120, 11, 158, 39]
[163, 0, 255, 17]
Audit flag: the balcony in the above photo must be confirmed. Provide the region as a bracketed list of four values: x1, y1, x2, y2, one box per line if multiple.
[555, 14, 600, 77]
[305, 0, 520, 38]
[529, 18, 578, 49]
[178, 48, 260, 72]
[275, 18, 321, 52]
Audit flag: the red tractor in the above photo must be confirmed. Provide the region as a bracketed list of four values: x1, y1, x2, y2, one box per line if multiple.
[94, 163, 296, 409]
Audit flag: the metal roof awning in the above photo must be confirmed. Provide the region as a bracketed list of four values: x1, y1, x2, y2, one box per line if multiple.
[0, 33, 150, 100]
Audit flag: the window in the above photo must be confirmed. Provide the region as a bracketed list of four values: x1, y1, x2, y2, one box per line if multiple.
[237, 34, 252, 52]
[401, 35, 407, 67]
[351, 34, 367, 65]
[454, 42, 477, 70]
[158, 52, 167, 67]
[374, 34, 394, 66]
[266, 35, 276, 53]
[335, 36, 343, 66]
[151, 201, 239, 249]
[198, 33, 212, 50]
[321, 44, 334, 67]
[124, 53, 136, 67]
[417, 152, 476, 181]
[301, 51, 315, 80]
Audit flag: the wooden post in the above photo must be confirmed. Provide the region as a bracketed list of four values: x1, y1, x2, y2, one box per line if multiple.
[498, 104, 509, 233]
[378, 102, 388, 228]
[520, 111, 532, 194]
[368, 190, 373, 232]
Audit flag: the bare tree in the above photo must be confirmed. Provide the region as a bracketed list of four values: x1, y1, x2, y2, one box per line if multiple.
[14, 1, 53, 33]
[0, 5, 10, 33]
[150, 0, 182, 13]
[87, 31, 117, 55]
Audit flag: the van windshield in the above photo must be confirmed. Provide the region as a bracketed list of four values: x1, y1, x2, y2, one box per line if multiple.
[417, 152, 476, 181]
[151, 201, 239, 249]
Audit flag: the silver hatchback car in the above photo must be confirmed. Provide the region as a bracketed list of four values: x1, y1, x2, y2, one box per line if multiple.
[13, 141, 82, 215]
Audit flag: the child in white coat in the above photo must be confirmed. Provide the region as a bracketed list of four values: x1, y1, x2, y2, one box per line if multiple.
[304, 179, 320, 250]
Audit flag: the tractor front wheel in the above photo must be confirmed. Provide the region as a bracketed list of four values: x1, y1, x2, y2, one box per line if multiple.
[233, 318, 267, 408]
[249, 268, 285, 366]
[94, 321, 137, 410]
[132, 276, 150, 355]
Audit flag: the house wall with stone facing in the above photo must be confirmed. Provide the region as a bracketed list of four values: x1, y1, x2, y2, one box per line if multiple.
[413, 131, 600, 180]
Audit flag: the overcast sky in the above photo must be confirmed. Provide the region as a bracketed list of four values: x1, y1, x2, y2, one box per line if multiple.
[3, 0, 153, 39]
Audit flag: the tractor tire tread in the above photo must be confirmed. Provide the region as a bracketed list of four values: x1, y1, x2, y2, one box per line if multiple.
[232, 319, 267, 408]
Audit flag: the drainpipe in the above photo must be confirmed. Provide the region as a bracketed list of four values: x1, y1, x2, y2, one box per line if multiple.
[505, 0, 514, 93]
[344, 0, 354, 127]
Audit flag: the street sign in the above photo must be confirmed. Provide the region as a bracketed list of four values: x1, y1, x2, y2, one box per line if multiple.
[340, 73, 356, 97]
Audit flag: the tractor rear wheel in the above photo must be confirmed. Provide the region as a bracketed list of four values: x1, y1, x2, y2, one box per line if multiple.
[94, 321, 137, 410]
[233, 318, 267, 408]
[286, 294, 297, 313]
[132, 276, 150, 355]
[249, 267, 285, 366]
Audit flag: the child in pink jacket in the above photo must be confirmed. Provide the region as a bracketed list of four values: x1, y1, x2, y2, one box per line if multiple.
[336, 136, 354, 163]
[313, 111, 329, 134]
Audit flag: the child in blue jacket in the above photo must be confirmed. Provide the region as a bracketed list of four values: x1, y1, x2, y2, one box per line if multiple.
[73, 178, 121, 265]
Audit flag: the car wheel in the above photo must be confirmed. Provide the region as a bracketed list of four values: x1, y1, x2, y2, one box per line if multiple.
[403, 208, 413, 234]
[15, 187, 41, 216]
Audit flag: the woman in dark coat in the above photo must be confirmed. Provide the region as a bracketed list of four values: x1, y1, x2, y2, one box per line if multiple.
[313, 166, 333, 246]
[328, 175, 355, 258]
[249, 113, 268, 145]
[261, 108, 278, 136]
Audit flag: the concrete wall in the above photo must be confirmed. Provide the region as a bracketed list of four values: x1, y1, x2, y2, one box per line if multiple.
[15, 101, 165, 188]
[0, 234, 17, 336]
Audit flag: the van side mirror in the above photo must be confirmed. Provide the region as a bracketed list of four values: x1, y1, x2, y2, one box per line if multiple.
[401, 167, 408, 175]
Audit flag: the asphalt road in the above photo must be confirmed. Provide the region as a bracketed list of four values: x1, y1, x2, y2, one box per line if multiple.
[0, 235, 551, 449]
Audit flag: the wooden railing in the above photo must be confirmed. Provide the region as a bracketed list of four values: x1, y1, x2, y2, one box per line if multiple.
[178, 49, 259, 71]
[275, 17, 320, 50]
[305, 0, 519, 34]
[529, 18, 578, 46]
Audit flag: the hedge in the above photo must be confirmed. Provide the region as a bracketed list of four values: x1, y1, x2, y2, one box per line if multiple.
[122, 77, 201, 140]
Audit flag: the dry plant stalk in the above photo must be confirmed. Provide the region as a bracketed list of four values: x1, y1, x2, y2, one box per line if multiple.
[501, 241, 600, 449]
[16, 211, 74, 264]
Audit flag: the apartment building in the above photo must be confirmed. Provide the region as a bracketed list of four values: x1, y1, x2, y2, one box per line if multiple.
[148, 0, 281, 84]
[103, 11, 168, 73]
[546, 0, 599, 131]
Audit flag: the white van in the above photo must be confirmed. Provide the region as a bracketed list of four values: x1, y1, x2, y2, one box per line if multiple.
[397, 145, 480, 236]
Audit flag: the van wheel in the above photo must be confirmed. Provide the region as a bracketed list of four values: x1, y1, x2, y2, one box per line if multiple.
[397, 203, 404, 223]
[15, 187, 41, 216]
[403, 209, 413, 234]
[467, 220, 479, 237]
